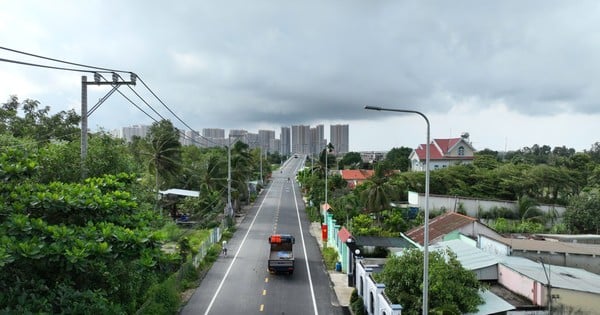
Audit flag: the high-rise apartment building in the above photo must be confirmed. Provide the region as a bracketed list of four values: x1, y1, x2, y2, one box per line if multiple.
[310, 124, 325, 155]
[121, 125, 150, 142]
[258, 130, 275, 153]
[330, 124, 349, 154]
[280, 127, 290, 155]
[291, 125, 310, 154]
[270, 139, 280, 155]
[202, 128, 225, 138]
[181, 130, 199, 146]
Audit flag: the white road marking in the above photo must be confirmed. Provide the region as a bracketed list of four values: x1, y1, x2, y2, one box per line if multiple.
[292, 179, 319, 315]
[203, 180, 275, 315]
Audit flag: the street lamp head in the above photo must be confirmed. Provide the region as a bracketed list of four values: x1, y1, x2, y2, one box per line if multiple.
[364, 105, 382, 111]
[355, 249, 361, 256]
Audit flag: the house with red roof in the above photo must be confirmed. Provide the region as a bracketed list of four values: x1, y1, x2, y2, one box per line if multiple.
[405, 212, 500, 246]
[408, 134, 476, 171]
[338, 169, 374, 189]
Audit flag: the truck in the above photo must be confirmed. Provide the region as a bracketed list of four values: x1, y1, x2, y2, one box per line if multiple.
[268, 234, 295, 274]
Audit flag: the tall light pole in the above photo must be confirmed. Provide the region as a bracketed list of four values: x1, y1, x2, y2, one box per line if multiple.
[226, 140, 233, 218]
[324, 141, 329, 207]
[260, 146, 263, 185]
[365, 105, 430, 315]
[226, 135, 243, 219]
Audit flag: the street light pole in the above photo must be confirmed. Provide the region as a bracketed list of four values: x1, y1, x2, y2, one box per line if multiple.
[226, 140, 233, 218]
[225, 135, 243, 219]
[260, 146, 263, 185]
[325, 141, 328, 207]
[365, 105, 431, 315]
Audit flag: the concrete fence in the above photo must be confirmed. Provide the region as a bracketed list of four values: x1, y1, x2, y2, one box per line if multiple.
[192, 226, 222, 268]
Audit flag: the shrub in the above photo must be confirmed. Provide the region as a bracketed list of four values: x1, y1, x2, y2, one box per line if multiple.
[140, 277, 179, 315]
[351, 295, 365, 315]
[322, 246, 339, 270]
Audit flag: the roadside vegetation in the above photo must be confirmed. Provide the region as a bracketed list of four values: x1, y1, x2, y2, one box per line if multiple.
[0, 96, 273, 313]
[300, 144, 600, 314]
[299, 144, 600, 236]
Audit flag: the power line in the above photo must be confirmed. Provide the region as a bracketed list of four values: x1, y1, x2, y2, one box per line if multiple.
[0, 46, 131, 74]
[1, 46, 216, 147]
[0, 57, 102, 74]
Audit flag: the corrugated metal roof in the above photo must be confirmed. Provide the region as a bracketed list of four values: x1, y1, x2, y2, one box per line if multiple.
[465, 290, 515, 315]
[431, 239, 499, 270]
[500, 256, 600, 294]
[159, 189, 200, 197]
[354, 235, 416, 249]
[486, 234, 600, 256]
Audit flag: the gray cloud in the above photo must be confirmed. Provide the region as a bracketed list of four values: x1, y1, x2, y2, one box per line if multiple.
[2, 1, 600, 149]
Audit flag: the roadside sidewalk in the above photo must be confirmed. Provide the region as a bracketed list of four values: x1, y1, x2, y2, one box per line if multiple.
[309, 222, 354, 308]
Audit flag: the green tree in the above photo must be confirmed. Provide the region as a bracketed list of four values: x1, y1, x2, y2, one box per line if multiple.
[146, 120, 182, 192]
[375, 249, 483, 315]
[0, 151, 177, 313]
[1, 96, 80, 143]
[564, 191, 600, 233]
[384, 147, 412, 171]
[340, 152, 362, 169]
[515, 195, 544, 223]
[230, 140, 253, 210]
[361, 164, 393, 221]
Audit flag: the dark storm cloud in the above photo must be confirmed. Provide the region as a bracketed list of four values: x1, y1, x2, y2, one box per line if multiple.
[2, 1, 600, 134]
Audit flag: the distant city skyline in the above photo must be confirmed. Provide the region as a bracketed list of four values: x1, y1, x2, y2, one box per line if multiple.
[118, 123, 350, 155]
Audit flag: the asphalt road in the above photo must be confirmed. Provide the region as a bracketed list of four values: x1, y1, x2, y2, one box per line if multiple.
[180, 156, 344, 315]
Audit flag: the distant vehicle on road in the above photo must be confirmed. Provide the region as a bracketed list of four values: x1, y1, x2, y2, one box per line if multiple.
[268, 234, 295, 274]
[294, 154, 298, 158]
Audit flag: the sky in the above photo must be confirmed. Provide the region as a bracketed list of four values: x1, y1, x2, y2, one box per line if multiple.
[1, 1, 599, 152]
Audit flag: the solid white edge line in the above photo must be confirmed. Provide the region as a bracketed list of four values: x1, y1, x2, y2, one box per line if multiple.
[203, 180, 275, 315]
[292, 171, 319, 315]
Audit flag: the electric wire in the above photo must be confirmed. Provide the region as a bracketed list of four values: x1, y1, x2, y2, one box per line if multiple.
[0, 46, 130, 73]
[1, 46, 222, 148]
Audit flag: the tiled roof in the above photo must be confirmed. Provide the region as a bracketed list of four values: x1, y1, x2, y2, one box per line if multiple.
[405, 212, 476, 245]
[338, 227, 352, 244]
[413, 137, 475, 161]
[340, 169, 374, 180]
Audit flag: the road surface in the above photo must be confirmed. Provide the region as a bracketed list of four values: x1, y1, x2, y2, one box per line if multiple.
[180, 156, 344, 315]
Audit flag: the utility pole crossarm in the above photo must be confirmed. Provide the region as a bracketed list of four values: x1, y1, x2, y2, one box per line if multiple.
[80, 72, 137, 179]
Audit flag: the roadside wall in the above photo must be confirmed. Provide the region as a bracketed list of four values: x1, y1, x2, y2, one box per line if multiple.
[409, 192, 566, 218]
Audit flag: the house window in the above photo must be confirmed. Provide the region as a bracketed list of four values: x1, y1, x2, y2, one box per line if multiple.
[434, 165, 439, 169]
[458, 146, 465, 156]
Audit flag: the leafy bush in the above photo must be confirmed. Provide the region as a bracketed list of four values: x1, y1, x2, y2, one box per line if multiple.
[140, 277, 179, 315]
[306, 205, 321, 222]
[322, 246, 339, 270]
[351, 294, 365, 315]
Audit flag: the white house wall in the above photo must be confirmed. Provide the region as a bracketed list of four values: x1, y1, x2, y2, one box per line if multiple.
[355, 262, 402, 315]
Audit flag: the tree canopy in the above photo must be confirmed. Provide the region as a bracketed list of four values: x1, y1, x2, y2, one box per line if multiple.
[0, 150, 178, 313]
[374, 249, 483, 315]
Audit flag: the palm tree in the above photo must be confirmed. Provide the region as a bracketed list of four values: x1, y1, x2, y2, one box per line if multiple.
[361, 164, 393, 223]
[516, 195, 544, 223]
[230, 141, 253, 210]
[199, 151, 227, 195]
[144, 120, 182, 213]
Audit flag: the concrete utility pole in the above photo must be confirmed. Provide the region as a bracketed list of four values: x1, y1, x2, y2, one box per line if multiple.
[81, 72, 136, 178]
